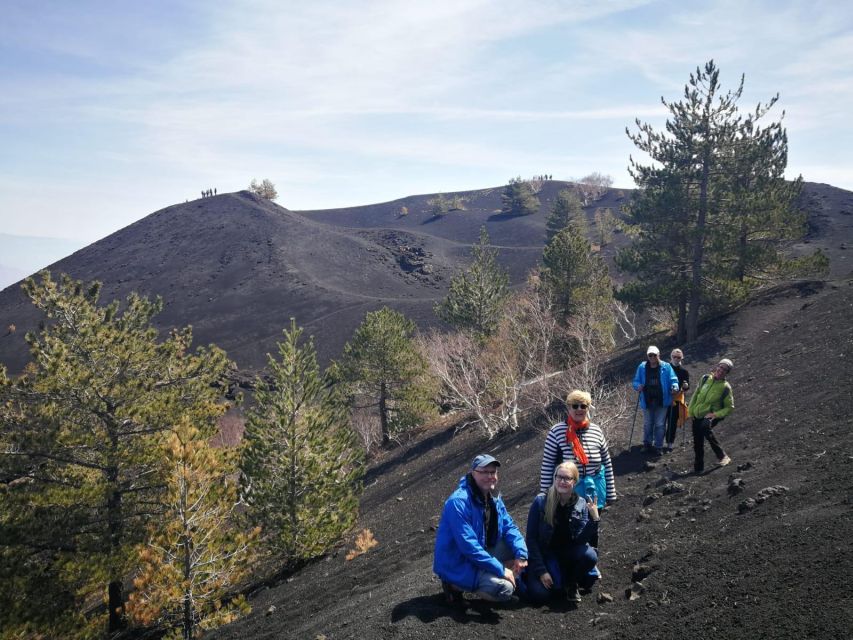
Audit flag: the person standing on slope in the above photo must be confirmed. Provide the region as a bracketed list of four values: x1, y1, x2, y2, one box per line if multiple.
[688, 358, 735, 474]
[664, 348, 691, 452]
[632, 346, 680, 455]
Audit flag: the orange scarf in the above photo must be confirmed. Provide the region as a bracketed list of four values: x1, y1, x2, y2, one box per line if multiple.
[565, 416, 590, 465]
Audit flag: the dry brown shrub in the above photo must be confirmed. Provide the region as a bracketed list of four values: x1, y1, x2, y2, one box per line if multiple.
[346, 529, 378, 561]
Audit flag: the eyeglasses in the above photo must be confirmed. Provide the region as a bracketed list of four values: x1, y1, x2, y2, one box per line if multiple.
[474, 468, 498, 477]
[570, 403, 588, 410]
[648, 354, 659, 358]
[555, 474, 575, 483]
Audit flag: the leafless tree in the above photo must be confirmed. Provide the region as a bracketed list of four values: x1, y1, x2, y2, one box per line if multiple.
[613, 300, 638, 341]
[576, 172, 613, 205]
[421, 279, 567, 439]
[546, 312, 630, 445]
[248, 178, 278, 200]
[350, 406, 383, 456]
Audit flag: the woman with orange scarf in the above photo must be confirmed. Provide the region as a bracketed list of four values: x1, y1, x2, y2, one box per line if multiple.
[538, 390, 616, 509]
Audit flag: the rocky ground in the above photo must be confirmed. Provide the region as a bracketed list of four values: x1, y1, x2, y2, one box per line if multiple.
[208, 277, 853, 640]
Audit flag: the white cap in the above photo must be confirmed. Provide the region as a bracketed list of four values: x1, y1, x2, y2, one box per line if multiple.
[647, 345, 660, 356]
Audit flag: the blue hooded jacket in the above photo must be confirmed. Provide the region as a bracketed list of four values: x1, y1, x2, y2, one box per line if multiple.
[433, 474, 528, 591]
[632, 360, 679, 409]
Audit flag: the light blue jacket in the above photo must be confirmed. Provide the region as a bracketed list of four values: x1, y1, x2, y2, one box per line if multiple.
[632, 360, 679, 409]
[433, 474, 528, 591]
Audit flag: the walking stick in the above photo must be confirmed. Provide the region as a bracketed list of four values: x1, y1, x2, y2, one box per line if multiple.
[628, 392, 640, 451]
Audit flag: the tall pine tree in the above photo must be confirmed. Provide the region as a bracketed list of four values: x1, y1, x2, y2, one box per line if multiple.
[619, 60, 825, 341]
[337, 308, 435, 446]
[128, 417, 256, 639]
[541, 226, 614, 346]
[241, 319, 363, 561]
[0, 272, 230, 637]
[545, 189, 586, 241]
[434, 227, 510, 337]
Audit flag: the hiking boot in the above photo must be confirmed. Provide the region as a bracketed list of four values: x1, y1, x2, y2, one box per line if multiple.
[642, 444, 654, 454]
[719, 455, 731, 466]
[564, 584, 582, 602]
[441, 581, 464, 605]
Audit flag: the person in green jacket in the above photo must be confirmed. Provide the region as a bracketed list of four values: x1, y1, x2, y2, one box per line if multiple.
[688, 358, 734, 474]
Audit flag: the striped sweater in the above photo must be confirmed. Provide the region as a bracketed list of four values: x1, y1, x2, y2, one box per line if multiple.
[539, 422, 616, 501]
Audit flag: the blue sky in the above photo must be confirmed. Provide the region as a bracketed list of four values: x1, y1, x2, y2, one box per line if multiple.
[1, 0, 852, 246]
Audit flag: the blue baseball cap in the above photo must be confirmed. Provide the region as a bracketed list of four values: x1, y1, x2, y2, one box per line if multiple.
[471, 454, 501, 470]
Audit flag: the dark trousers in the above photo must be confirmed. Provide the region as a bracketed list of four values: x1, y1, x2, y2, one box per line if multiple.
[692, 417, 726, 472]
[665, 406, 679, 446]
[525, 544, 598, 603]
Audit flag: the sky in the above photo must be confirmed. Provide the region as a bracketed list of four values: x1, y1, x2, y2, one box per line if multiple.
[1, 0, 852, 250]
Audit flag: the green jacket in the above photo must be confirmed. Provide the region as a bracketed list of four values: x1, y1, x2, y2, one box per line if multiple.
[688, 374, 734, 419]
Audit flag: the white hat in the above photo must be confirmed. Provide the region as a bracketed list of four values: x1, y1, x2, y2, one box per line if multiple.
[647, 345, 660, 356]
[719, 358, 733, 371]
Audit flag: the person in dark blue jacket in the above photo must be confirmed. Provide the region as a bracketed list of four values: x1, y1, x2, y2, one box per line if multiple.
[433, 454, 528, 603]
[524, 461, 599, 603]
[633, 345, 680, 454]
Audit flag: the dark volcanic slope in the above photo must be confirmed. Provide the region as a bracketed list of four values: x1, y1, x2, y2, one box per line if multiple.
[209, 278, 853, 640]
[0, 192, 474, 372]
[1, 182, 850, 374]
[0, 183, 598, 372]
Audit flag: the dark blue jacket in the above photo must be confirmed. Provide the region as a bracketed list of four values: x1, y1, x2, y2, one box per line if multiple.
[525, 492, 598, 579]
[433, 475, 527, 591]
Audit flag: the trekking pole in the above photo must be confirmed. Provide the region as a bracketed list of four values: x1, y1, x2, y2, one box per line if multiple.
[628, 392, 640, 451]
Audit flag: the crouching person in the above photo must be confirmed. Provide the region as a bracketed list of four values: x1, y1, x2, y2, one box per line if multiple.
[524, 462, 599, 603]
[434, 454, 528, 604]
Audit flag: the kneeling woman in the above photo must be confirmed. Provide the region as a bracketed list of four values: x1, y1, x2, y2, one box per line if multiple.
[524, 461, 599, 603]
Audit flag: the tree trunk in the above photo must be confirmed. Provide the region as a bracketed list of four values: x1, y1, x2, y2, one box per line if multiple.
[183, 537, 193, 640]
[107, 462, 126, 634]
[108, 580, 124, 634]
[379, 381, 390, 446]
[687, 119, 714, 342]
[676, 293, 687, 343]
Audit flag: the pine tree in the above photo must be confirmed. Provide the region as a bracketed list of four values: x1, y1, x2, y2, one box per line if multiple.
[127, 417, 256, 639]
[713, 114, 828, 294]
[615, 167, 694, 338]
[545, 189, 585, 241]
[501, 177, 540, 216]
[0, 272, 230, 637]
[434, 227, 510, 337]
[594, 207, 617, 247]
[241, 319, 363, 561]
[541, 226, 614, 346]
[619, 60, 825, 341]
[337, 308, 435, 446]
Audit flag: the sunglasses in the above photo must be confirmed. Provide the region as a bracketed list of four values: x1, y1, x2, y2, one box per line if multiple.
[571, 403, 588, 410]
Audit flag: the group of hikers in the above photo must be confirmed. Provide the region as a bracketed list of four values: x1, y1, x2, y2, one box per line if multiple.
[433, 350, 735, 605]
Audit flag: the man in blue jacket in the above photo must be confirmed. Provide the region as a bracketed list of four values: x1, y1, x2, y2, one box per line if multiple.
[433, 454, 528, 604]
[632, 345, 680, 455]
